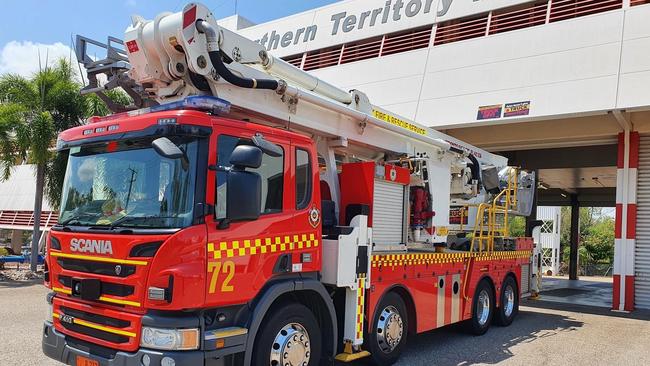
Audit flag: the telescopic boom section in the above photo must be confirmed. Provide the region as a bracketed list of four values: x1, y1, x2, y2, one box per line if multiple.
[116, 2, 460, 157]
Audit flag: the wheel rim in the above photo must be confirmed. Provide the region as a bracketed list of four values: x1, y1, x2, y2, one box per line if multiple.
[269, 323, 311, 366]
[503, 285, 515, 317]
[477, 289, 491, 326]
[376, 305, 404, 353]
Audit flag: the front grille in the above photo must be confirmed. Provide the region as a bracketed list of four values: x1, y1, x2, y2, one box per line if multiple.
[59, 306, 132, 345]
[58, 276, 135, 297]
[60, 306, 130, 328]
[54, 284, 142, 352]
[57, 258, 136, 277]
[60, 321, 130, 344]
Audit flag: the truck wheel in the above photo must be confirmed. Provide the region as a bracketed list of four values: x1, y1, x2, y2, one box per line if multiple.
[495, 275, 518, 326]
[252, 302, 322, 366]
[367, 292, 408, 365]
[466, 279, 494, 335]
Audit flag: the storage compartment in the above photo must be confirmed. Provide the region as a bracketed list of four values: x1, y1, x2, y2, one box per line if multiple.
[339, 162, 409, 252]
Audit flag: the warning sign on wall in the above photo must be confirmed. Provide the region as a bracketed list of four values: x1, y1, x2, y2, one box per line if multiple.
[477, 105, 503, 120]
[504, 101, 531, 117]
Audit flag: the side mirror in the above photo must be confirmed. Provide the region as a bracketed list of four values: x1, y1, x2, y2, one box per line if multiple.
[226, 170, 261, 221]
[230, 145, 263, 169]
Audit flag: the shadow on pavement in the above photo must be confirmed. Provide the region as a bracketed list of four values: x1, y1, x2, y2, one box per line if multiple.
[0, 278, 44, 288]
[523, 299, 650, 321]
[342, 308, 584, 366]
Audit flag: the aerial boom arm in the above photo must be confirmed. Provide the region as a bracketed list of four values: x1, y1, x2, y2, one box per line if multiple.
[78, 2, 504, 166]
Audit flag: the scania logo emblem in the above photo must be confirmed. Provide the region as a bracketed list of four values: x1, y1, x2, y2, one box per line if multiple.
[115, 265, 122, 276]
[70, 238, 113, 255]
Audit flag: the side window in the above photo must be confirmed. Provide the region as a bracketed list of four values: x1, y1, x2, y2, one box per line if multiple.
[216, 135, 284, 219]
[295, 148, 312, 210]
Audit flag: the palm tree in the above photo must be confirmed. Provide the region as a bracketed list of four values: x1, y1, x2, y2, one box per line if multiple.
[0, 58, 129, 271]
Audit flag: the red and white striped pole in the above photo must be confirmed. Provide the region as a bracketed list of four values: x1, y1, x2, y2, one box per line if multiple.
[614, 130, 638, 312]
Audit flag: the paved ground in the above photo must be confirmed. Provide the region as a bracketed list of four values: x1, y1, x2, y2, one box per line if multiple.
[388, 300, 650, 366]
[1, 279, 649, 366]
[0, 280, 58, 366]
[540, 276, 612, 308]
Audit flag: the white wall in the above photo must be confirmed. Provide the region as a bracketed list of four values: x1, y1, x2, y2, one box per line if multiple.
[618, 5, 650, 109]
[239, 3, 650, 129]
[217, 15, 256, 31]
[419, 9, 624, 127]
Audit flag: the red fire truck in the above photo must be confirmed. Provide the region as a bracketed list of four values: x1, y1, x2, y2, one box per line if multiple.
[42, 3, 538, 366]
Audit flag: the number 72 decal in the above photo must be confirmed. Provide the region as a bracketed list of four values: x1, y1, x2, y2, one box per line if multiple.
[208, 260, 235, 293]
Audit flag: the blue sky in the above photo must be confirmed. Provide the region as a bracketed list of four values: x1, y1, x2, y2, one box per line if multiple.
[0, 0, 338, 76]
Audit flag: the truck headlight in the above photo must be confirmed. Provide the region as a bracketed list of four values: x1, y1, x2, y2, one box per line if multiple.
[140, 327, 199, 351]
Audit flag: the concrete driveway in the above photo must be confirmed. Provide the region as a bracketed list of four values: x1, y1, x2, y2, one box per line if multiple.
[1, 280, 649, 366]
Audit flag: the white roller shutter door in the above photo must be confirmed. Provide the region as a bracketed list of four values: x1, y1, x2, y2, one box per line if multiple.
[372, 180, 405, 250]
[635, 135, 650, 308]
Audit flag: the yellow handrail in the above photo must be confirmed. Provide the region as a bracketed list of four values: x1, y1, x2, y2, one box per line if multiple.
[469, 168, 520, 253]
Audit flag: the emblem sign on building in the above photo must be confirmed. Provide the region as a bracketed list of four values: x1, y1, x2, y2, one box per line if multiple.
[241, 0, 533, 57]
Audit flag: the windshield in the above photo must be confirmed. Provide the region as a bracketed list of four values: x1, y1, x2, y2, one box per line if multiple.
[58, 137, 198, 229]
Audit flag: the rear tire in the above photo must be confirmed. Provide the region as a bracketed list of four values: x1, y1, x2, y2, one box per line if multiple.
[466, 279, 494, 335]
[252, 302, 322, 366]
[366, 292, 408, 366]
[495, 275, 519, 326]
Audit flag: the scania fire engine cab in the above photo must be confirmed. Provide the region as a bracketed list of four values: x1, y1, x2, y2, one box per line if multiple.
[42, 3, 539, 366]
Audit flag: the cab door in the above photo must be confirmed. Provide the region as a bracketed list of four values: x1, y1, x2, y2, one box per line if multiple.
[290, 139, 322, 274]
[204, 121, 292, 307]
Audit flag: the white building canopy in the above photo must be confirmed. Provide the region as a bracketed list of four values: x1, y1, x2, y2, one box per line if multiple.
[0, 164, 57, 231]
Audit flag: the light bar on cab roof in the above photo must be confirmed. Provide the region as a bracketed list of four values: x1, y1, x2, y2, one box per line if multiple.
[87, 96, 231, 124]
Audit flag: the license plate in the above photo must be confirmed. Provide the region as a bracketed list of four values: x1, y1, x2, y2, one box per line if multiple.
[76, 355, 99, 366]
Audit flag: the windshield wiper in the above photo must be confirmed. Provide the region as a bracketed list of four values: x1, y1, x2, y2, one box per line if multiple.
[109, 215, 179, 228]
[60, 212, 102, 226]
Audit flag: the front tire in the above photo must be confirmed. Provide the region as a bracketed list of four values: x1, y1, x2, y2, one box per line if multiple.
[367, 292, 408, 366]
[495, 275, 519, 326]
[466, 279, 494, 335]
[252, 302, 322, 366]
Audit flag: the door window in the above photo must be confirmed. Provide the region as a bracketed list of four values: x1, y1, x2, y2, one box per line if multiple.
[216, 135, 284, 219]
[295, 148, 312, 210]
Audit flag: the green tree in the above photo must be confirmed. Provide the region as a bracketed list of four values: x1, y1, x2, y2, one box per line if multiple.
[562, 245, 592, 265]
[583, 217, 615, 263]
[508, 215, 526, 237]
[0, 58, 129, 271]
[559, 206, 615, 272]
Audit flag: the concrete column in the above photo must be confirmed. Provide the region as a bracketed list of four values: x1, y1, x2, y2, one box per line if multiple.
[613, 131, 639, 312]
[525, 169, 539, 237]
[569, 195, 579, 281]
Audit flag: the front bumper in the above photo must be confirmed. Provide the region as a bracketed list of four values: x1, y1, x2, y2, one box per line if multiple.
[43, 322, 236, 366]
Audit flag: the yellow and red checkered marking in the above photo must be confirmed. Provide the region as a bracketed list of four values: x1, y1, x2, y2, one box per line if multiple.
[371, 250, 531, 268]
[356, 275, 366, 342]
[207, 232, 319, 260]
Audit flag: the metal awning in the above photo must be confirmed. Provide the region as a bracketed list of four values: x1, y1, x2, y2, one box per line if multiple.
[0, 210, 58, 231]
